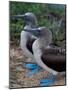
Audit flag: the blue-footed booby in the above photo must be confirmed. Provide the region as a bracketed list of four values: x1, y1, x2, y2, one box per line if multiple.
[12, 12, 38, 62]
[24, 27, 66, 75]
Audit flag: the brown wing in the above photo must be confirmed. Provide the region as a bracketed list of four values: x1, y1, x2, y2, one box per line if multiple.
[26, 38, 36, 54]
[41, 47, 66, 72]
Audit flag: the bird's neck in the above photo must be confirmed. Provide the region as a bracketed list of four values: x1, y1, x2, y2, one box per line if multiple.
[31, 24, 38, 28]
[37, 36, 52, 49]
[24, 24, 38, 30]
[24, 25, 31, 30]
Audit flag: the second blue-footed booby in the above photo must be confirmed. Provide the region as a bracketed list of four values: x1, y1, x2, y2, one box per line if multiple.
[12, 12, 38, 62]
[24, 27, 66, 75]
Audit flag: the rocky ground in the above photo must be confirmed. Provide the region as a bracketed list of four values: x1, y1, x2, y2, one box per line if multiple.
[9, 45, 66, 89]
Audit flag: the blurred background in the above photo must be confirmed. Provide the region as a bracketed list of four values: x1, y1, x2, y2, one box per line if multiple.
[10, 2, 66, 47]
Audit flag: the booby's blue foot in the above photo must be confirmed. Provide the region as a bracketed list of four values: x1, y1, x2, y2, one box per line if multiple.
[40, 74, 56, 86]
[24, 63, 40, 70]
[26, 68, 40, 76]
[24, 63, 42, 76]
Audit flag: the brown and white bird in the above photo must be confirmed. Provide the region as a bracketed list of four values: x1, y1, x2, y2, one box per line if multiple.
[24, 27, 66, 75]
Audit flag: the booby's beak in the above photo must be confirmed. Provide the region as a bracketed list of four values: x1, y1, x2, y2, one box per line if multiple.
[24, 28, 41, 37]
[11, 14, 25, 19]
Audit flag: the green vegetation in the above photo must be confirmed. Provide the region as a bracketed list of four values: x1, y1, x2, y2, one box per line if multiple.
[10, 1, 66, 46]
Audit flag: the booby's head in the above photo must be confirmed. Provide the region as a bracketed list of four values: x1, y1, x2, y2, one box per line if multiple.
[24, 27, 52, 44]
[12, 12, 38, 27]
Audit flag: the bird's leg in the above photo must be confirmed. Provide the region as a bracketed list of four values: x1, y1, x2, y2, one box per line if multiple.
[26, 57, 36, 63]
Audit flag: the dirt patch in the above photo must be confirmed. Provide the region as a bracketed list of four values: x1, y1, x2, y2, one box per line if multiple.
[9, 46, 66, 89]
